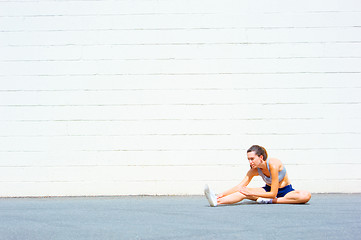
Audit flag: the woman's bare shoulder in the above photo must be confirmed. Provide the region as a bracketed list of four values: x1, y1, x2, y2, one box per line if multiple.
[268, 157, 283, 167]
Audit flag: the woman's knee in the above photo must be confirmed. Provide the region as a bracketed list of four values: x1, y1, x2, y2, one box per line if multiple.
[299, 191, 311, 203]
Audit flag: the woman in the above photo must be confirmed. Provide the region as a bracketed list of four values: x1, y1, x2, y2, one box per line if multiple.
[204, 145, 311, 207]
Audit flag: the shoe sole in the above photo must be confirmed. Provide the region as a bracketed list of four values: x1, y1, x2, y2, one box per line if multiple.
[204, 184, 217, 207]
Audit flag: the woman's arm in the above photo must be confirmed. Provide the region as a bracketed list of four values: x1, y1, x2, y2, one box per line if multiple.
[240, 159, 280, 199]
[218, 168, 257, 198]
[261, 164, 279, 199]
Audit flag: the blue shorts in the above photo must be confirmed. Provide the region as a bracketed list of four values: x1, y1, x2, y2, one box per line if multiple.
[262, 184, 295, 198]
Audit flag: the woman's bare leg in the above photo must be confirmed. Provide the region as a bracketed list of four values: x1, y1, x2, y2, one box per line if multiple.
[218, 187, 266, 205]
[272, 190, 311, 204]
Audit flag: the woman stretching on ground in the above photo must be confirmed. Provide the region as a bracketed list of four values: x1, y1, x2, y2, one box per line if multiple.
[204, 145, 311, 206]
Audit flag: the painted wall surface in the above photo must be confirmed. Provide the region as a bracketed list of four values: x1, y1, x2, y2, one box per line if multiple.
[0, 0, 360, 196]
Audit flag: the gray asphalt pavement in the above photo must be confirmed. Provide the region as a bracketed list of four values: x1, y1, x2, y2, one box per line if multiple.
[0, 194, 360, 240]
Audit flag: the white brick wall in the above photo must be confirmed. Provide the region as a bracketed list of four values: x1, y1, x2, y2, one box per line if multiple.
[0, 0, 360, 196]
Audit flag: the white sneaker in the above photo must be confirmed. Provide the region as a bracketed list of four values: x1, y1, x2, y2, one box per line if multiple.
[256, 197, 273, 204]
[204, 184, 218, 207]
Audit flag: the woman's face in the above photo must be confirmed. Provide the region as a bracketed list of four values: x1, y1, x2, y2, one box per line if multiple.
[247, 151, 264, 168]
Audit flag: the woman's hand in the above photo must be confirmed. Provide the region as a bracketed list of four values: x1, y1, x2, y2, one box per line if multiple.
[217, 193, 224, 199]
[239, 187, 254, 197]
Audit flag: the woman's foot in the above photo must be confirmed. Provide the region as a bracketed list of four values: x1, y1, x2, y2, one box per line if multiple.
[204, 184, 218, 207]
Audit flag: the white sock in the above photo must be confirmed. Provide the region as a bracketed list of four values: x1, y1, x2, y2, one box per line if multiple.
[256, 197, 273, 204]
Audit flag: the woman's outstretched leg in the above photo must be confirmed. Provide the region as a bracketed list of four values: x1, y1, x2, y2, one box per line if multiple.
[217, 192, 247, 205]
[218, 187, 266, 205]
